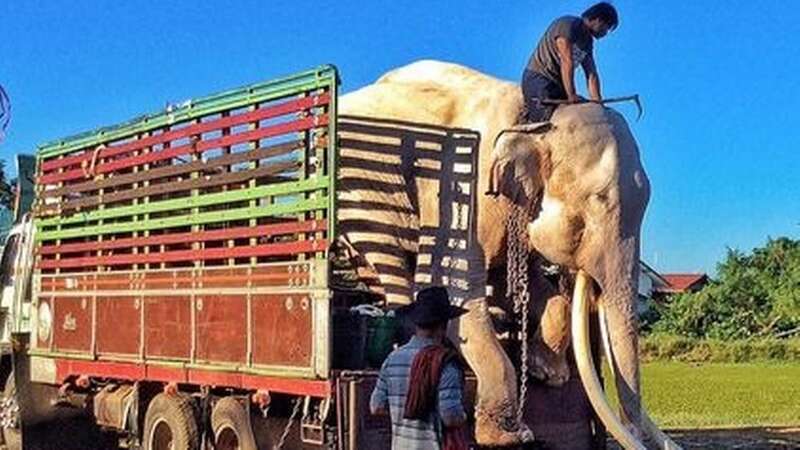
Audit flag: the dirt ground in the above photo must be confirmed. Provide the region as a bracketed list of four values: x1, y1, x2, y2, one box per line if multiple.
[607, 427, 800, 450]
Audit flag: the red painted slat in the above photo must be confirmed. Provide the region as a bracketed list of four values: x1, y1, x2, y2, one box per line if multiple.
[39, 114, 329, 184]
[41, 93, 331, 173]
[146, 365, 190, 383]
[240, 374, 331, 397]
[188, 370, 242, 388]
[39, 239, 328, 269]
[54, 358, 332, 397]
[57, 359, 146, 381]
[39, 220, 326, 255]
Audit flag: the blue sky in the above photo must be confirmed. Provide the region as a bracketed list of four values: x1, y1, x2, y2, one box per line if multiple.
[1, 1, 798, 275]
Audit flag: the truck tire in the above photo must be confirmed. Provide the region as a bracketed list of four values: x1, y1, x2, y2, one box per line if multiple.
[1, 375, 20, 450]
[143, 393, 199, 450]
[211, 397, 257, 450]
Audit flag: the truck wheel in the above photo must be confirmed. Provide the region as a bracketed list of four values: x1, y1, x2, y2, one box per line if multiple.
[1, 375, 20, 450]
[143, 393, 199, 450]
[211, 397, 257, 450]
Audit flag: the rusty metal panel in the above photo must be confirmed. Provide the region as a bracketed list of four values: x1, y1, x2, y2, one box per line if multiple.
[40, 274, 95, 293]
[144, 296, 191, 360]
[52, 296, 92, 353]
[140, 269, 193, 290]
[95, 273, 134, 291]
[199, 268, 251, 289]
[251, 264, 313, 288]
[32, 66, 338, 384]
[252, 293, 313, 367]
[195, 295, 247, 364]
[96, 296, 140, 357]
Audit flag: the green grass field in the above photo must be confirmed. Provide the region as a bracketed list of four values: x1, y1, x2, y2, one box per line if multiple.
[604, 362, 800, 429]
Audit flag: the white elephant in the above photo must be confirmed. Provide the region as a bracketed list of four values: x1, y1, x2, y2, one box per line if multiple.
[336, 60, 675, 449]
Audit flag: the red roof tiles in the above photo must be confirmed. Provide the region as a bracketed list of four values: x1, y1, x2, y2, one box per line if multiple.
[658, 273, 709, 293]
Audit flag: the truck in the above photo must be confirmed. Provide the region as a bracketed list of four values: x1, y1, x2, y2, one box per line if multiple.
[4, 64, 605, 450]
[5, 65, 421, 450]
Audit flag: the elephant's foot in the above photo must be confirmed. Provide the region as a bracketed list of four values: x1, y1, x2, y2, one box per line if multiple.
[474, 403, 534, 447]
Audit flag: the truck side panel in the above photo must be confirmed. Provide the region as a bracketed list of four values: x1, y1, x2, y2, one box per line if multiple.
[29, 66, 339, 396]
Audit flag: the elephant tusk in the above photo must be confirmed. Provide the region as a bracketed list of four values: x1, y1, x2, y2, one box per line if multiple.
[571, 270, 647, 450]
[598, 304, 684, 450]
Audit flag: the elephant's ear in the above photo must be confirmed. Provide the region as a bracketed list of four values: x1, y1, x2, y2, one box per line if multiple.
[487, 123, 552, 211]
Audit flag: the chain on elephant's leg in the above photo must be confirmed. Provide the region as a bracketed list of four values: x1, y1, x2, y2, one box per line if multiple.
[453, 298, 534, 446]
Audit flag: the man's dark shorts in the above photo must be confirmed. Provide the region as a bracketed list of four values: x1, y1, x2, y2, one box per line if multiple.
[521, 69, 566, 122]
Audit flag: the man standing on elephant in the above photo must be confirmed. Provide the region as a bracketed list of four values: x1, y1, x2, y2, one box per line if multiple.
[522, 2, 619, 121]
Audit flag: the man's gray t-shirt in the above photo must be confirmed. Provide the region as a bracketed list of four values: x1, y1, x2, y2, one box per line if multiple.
[525, 16, 593, 85]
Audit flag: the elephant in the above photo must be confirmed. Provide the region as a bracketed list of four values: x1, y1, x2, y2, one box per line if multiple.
[336, 60, 677, 449]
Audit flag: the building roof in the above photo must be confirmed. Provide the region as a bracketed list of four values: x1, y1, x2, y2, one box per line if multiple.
[640, 260, 670, 289]
[658, 273, 709, 293]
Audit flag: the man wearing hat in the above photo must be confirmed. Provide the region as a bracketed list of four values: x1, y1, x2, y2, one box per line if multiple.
[370, 286, 469, 450]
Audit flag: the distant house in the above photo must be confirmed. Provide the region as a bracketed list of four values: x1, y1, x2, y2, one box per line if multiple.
[656, 273, 710, 295]
[635, 264, 710, 316]
[637, 261, 670, 315]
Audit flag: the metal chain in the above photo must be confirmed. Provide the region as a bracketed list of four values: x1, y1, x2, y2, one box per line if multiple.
[506, 203, 531, 424]
[274, 398, 303, 450]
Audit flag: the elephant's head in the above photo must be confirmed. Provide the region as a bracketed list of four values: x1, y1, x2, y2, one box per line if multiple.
[489, 104, 674, 448]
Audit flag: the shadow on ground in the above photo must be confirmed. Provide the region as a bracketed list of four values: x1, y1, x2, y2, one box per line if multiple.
[607, 427, 800, 450]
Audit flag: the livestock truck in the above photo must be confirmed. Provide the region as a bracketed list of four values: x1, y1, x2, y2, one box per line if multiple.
[3, 65, 487, 450]
[4, 64, 606, 450]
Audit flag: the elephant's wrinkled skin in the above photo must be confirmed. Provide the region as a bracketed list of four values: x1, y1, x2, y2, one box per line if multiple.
[338, 60, 650, 446]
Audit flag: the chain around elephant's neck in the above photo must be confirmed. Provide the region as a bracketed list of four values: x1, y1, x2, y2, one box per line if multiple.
[506, 202, 531, 424]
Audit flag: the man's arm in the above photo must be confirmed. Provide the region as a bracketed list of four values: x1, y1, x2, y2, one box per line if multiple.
[437, 362, 467, 428]
[582, 53, 602, 101]
[555, 36, 579, 103]
[369, 362, 390, 416]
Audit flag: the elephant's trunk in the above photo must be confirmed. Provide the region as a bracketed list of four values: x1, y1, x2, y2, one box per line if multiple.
[598, 301, 684, 450]
[574, 235, 683, 449]
[598, 270, 642, 430]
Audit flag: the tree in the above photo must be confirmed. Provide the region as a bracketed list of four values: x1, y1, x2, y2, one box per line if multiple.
[653, 237, 800, 339]
[0, 160, 13, 210]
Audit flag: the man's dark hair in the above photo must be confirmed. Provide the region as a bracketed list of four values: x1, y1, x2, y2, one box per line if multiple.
[582, 2, 619, 30]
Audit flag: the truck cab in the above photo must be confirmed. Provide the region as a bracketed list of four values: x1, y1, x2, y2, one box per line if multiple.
[0, 216, 35, 350]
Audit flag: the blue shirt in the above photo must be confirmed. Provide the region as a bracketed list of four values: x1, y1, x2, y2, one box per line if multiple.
[370, 336, 466, 450]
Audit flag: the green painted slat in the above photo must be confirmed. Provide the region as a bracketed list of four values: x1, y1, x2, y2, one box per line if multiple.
[327, 71, 339, 241]
[38, 196, 328, 241]
[38, 66, 338, 159]
[38, 176, 330, 227]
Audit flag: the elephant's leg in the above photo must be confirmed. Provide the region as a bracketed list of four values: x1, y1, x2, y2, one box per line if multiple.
[529, 293, 571, 386]
[451, 298, 533, 446]
[525, 265, 571, 387]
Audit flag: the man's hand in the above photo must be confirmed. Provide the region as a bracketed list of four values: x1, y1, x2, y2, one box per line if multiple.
[567, 93, 581, 104]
